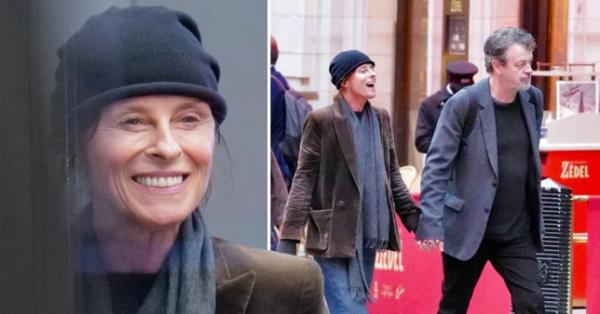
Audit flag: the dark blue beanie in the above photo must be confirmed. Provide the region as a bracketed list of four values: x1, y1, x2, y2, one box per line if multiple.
[52, 6, 227, 125]
[329, 50, 375, 89]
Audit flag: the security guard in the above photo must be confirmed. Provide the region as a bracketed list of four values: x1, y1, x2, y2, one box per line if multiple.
[415, 61, 478, 153]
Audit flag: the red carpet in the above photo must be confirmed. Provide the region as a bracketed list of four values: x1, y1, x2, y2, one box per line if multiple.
[368, 220, 511, 313]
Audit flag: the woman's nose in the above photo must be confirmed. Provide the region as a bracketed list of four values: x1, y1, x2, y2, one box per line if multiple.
[368, 68, 376, 77]
[146, 126, 182, 161]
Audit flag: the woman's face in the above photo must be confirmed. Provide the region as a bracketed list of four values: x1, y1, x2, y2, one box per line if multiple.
[343, 63, 377, 100]
[86, 95, 215, 229]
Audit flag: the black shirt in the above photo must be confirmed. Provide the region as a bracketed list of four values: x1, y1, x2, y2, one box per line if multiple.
[107, 272, 157, 314]
[354, 108, 366, 120]
[484, 97, 531, 240]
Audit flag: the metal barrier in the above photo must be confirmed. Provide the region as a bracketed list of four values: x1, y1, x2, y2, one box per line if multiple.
[538, 185, 573, 314]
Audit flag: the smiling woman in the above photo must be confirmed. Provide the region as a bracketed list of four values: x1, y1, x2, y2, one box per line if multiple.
[47, 5, 325, 314]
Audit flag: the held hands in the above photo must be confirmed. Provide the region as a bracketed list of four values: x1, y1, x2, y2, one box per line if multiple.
[416, 240, 444, 252]
[277, 239, 299, 255]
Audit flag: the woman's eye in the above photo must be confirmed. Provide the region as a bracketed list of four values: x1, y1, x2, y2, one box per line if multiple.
[125, 118, 143, 125]
[119, 117, 148, 130]
[181, 115, 199, 123]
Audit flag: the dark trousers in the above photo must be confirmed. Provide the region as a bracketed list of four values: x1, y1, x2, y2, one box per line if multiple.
[438, 234, 545, 314]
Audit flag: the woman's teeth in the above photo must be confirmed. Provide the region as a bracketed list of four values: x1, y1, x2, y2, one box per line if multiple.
[134, 175, 183, 188]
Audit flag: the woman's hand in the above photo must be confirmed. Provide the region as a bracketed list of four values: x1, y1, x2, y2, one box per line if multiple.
[416, 239, 444, 252]
[277, 239, 299, 255]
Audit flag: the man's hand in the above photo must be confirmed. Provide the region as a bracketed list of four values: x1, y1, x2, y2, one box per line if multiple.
[416, 240, 444, 252]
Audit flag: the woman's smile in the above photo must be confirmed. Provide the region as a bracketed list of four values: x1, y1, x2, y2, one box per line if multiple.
[132, 170, 189, 188]
[134, 175, 185, 188]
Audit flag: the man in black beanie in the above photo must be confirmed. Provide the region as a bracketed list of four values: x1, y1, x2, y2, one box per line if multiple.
[279, 49, 419, 313]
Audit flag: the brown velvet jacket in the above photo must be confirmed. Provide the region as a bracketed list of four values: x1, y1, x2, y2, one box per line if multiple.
[214, 238, 327, 314]
[280, 100, 419, 258]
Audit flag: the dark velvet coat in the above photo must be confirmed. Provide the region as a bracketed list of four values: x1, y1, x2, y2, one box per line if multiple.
[72, 212, 326, 314]
[280, 100, 419, 258]
[214, 238, 327, 314]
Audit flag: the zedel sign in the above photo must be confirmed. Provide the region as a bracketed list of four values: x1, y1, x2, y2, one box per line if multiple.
[561, 160, 591, 179]
[374, 250, 404, 272]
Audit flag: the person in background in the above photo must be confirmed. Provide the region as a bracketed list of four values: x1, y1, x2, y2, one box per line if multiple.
[270, 151, 288, 250]
[270, 36, 290, 251]
[415, 27, 545, 313]
[270, 36, 291, 184]
[415, 61, 478, 153]
[278, 50, 419, 313]
[271, 36, 290, 89]
[270, 36, 313, 188]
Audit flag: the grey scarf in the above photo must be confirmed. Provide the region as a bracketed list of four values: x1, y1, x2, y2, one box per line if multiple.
[73, 208, 216, 314]
[341, 99, 390, 248]
[340, 99, 390, 301]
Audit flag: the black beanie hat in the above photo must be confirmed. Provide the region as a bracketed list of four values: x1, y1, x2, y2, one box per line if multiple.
[52, 6, 227, 125]
[329, 50, 375, 89]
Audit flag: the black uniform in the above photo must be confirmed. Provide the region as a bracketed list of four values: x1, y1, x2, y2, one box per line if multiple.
[415, 60, 478, 154]
[415, 86, 453, 153]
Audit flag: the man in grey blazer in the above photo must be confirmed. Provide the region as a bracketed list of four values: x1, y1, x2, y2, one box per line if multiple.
[415, 28, 545, 313]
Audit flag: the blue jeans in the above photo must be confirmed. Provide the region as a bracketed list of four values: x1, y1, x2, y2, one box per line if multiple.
[314, 248, 377, 314]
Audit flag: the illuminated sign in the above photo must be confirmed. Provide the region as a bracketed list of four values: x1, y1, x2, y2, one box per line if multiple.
[560, 161, 590, 179]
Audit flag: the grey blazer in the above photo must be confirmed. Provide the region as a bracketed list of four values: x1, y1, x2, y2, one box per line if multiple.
[415, 78, 544, 261]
